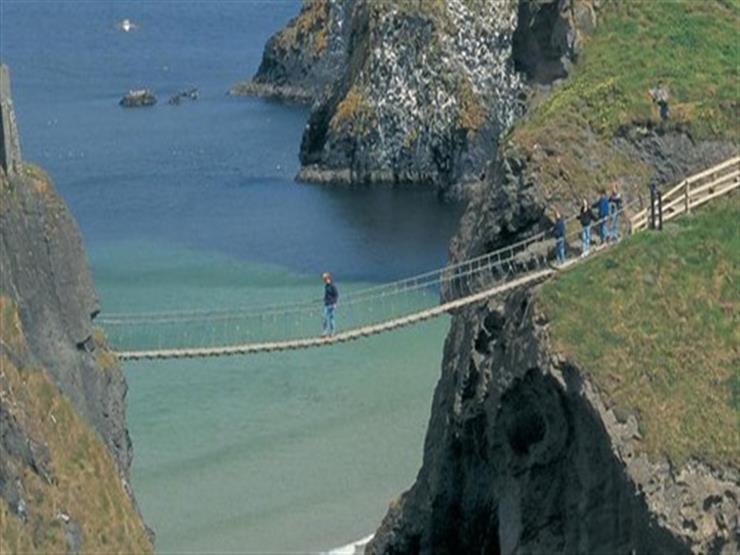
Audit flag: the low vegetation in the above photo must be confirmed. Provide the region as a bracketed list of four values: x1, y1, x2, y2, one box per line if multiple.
[524, 0, 738, 140]
[331, 85, 373, 131]
[0, 297, 152, 552]
[457, 76, 485, 133]
[539, 197, 740, 467]
[509, 0, 739, 201]
[92, 328, 119, 372]
[275, 0, 330, 57]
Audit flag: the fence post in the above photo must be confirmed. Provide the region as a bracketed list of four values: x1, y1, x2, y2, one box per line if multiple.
[684, 179, 690, 215]
[657, 190, 663, 230]
[649, 183, 657, 230]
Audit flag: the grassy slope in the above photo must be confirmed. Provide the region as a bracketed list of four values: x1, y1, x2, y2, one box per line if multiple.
[508, 0, 739, 201]
[539, 197, 739, 467]
[0, 304, 152, 548]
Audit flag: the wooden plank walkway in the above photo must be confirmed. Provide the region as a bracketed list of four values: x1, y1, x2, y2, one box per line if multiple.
[117, 268, 557, 361]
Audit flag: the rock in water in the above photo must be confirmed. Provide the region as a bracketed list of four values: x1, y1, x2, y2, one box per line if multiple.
[238, 0, 529, 197]
[120, 89, 157, 107]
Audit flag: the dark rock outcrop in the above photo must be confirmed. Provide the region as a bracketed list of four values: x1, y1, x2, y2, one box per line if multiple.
[368, 289, 739, 554]
[237, 0, 606, 198]
[1, 64, 23, 176]
[230, 0, 354, 103]
[120, 89, 157, 107]
[512, 0, 600, 84]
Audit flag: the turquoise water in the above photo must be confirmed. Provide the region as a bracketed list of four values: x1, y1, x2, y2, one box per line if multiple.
[95, 241, 448, 552]
[3, 2, 461, 551]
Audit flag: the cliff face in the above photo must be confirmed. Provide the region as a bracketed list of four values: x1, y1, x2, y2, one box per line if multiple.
[449, 0, 738, 261]
[297, 0, 523, 197]
[368, 287, 738, 554]
[450, 127, 738, 266]
[230, 0, 354, 102]
[238, 0, 601, 198]
[0, 68, 151, 551]
[368, 2, 738, 553]
[0, 165, 132, 474]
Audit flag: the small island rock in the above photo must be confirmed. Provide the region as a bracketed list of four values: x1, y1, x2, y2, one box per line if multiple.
[119, 89, 157, 108]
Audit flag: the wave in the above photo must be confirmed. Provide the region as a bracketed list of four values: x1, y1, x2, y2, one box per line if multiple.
[324, 533, 374, 555]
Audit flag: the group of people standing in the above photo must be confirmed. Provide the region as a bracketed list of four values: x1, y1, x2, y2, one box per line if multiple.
[553, 185, 623, 264]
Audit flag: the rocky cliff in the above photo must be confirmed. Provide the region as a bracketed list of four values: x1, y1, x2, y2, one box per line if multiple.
[367, 1, 738, 553]
[236, 0, 601, 198]
[0, 67, 151, 552]
[230, 0, 354, 102]
[369, 280, 738, 554]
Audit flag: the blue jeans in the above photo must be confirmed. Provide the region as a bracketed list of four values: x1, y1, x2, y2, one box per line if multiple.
[598, 219, 607, 243]
[608, 211, 620, 241]
[555, 238, 565, 264]
[581, 226, 591, 255]
[323, 305, 336, 334]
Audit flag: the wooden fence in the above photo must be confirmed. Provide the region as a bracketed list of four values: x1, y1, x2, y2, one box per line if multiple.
[630, 155, 740, 232]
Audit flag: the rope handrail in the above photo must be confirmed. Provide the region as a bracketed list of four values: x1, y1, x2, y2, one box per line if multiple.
[98, 200, 641, 326]
[104, 155, 740, 323]
[109, 203, 635, 358]
[98, 199, 615, 323]
[97, 229, 550, 322]
[102, 154, 739, 359]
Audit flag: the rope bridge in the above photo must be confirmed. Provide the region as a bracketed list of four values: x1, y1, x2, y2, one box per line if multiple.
[102, 156, 739, 361]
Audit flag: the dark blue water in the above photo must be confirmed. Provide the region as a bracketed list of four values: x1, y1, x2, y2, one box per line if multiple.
[1, 2, 463, 551]
[2, 0, 462, 282]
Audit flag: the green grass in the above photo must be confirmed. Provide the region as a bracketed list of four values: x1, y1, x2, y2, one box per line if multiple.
[509, 0, 739, 203]
[526, 0, 739, 140]
[0, 298, 153, 553]
[539, 196, 740, 467]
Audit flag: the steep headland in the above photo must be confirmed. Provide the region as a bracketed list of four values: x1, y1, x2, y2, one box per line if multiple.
[230, 0, 354, 103]
[235, 0, 603, 197]
[451, 0, 738, 263]
[0, 67, 152, 552]
[369, 197, 739, 554]
[367, 1, 739, 553]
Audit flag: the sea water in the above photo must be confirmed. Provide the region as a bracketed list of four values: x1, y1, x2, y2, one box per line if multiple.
[2, 1, 463, 551]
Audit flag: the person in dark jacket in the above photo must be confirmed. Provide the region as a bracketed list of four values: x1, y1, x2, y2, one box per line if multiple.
[579, 199, 596, 257]
[649, 81, 670, 120]
[553, 210, 566, 265]
[608, 184, 623, 242]
[592, 189, 610, 244]
[322, 272, 339, 336]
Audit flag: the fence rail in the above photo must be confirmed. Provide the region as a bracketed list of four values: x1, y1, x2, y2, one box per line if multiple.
[630, 156, 740, 231]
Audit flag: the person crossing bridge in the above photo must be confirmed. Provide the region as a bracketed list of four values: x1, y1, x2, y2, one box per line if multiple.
[322, 272, 339, 337]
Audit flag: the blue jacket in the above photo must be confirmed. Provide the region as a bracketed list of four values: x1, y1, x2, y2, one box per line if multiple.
[324, 283, 338, 306]
[553, 218, 566, 239]
[593, 195, 610, 218]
